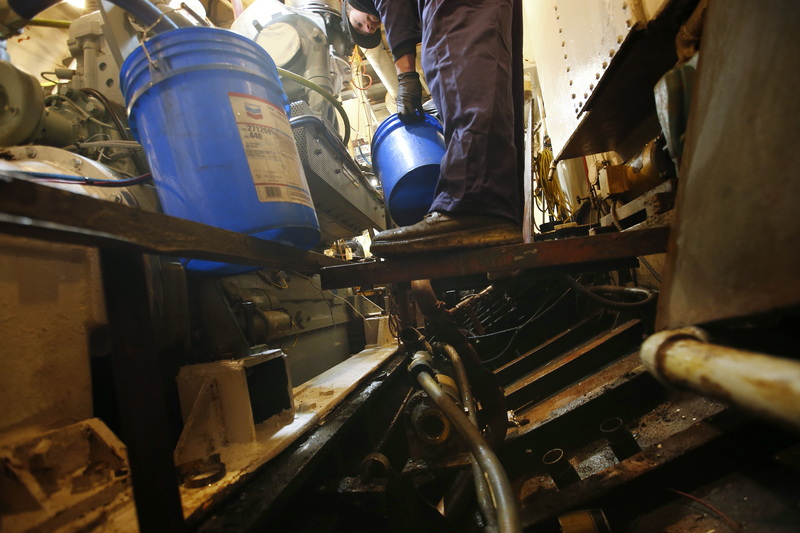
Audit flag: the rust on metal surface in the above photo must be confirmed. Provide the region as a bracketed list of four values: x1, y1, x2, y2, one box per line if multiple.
[0, 177, 342, 273]
[519, 409, 741, 528]
[507, 353, 646, 441]
[656, 0, 800, 329]
[321, 226, 669, 289]
[494, 312, 609, 386]
[504, 319, 643, 410]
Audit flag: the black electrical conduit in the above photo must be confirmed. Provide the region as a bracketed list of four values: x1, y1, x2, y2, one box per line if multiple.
[562, 275, 657, 309]
[414, 366, 522, 533]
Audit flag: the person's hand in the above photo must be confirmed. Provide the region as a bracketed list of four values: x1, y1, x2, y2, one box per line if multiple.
[396, 71, 424, 123]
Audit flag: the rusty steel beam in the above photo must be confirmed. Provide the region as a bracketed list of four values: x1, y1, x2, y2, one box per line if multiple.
[0, 177, 342, 273]
[504, 319, 643, 411]
[321, 226, 669, 289]
[519, 409, 769, 528]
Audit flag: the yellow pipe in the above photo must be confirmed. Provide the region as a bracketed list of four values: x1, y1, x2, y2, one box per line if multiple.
[29, 19, 71, 29]
[641, 327, 800, 430]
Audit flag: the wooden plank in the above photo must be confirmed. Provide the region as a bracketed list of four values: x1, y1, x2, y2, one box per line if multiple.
[0, 177, 341, 273]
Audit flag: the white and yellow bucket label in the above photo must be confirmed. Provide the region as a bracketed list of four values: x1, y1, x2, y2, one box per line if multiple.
[229, 92, 313, 208]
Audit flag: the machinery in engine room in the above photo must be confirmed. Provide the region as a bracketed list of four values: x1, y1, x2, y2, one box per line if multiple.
[0, 1, 391, 530]
[4, 0, 800, 532]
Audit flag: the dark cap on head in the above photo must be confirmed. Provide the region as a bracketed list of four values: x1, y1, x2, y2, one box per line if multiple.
[341, 0, 382, 49]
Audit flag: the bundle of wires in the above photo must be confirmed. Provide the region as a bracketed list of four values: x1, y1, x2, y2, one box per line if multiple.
[534, 148, 572, 222]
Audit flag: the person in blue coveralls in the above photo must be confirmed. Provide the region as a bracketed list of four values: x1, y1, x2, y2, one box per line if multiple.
[342, 0, 521, 257]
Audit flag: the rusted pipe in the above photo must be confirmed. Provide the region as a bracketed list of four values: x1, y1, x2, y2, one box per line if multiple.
[399, 326, 433, 355]
[599, 417, 640, 460]
[542, 448, 580, 489]
[675, 0, 708, 62]
[641, 327, 800, 430]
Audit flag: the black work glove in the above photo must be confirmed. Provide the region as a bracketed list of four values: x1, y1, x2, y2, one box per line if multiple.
[396, 71, 424, 123]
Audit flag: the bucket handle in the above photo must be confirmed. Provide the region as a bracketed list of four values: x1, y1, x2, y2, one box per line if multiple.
[137, 7, 182, 72]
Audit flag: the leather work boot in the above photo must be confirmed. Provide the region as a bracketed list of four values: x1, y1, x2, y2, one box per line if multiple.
[370, 212, 522, 257]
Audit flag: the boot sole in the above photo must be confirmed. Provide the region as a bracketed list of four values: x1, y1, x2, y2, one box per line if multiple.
[371, 227, 522, 257]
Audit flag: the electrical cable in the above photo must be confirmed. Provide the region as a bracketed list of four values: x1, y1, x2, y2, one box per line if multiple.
[533, 149, 571, 229]
[43, 94, 116, 129]
[667, 488, 744, 533]
[481, 287, 573, 365]
[80, 88, 150, 176]
[4, 170, 152, 187]
[292, 271, 369, 322]
[350, 62, 373, 91]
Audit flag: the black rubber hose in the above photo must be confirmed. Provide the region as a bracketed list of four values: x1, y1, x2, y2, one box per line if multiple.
[562, 275, 657, 309]
[8, 0, 60, 19]
[108, 0, 181, 33]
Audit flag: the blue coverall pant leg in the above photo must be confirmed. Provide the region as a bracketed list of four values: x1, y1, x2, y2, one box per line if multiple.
[421, 0, 520, 224]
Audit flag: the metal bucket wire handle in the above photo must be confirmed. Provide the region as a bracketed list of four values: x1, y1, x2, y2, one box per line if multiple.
[137, 7, 182, 71]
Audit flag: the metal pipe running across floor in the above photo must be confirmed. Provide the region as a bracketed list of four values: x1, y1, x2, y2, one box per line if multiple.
[641, 327, 800, 431]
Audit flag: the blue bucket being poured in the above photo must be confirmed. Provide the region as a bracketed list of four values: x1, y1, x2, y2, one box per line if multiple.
[371, 113, 445, 226]
[120, 27, 320, 275]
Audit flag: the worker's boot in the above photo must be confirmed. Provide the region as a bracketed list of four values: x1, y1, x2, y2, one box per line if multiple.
[370, 211, 521, 257]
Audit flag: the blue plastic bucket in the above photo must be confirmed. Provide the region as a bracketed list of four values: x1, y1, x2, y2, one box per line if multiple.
[120, 27, 320, 275]
[371, 113, 445, 226]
